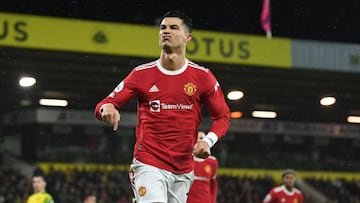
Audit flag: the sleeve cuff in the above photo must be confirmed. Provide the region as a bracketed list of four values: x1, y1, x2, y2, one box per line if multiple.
[202, 132, 218, 148]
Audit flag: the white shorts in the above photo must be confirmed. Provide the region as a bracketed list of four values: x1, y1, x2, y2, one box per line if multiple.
[129, 159, 194, 203]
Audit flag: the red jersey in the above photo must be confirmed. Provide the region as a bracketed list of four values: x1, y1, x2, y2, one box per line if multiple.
[95, 59, 230, 173]
[186, 156, 218, 203]
[262, 185, 303, 203]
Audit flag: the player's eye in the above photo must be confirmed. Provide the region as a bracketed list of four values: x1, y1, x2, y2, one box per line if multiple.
[170, 25, 179, 30]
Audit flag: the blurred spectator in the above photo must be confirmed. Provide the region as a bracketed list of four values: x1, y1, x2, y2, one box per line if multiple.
[187, 131, 218, 203]
[83, 192, 96, 203]
[262, 169, 303, 203]
[26, 172, 54, 203]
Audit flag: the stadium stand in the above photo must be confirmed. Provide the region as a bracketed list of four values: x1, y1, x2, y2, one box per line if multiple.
[304, 177, 360, 203]
[1, 162, 360, 203]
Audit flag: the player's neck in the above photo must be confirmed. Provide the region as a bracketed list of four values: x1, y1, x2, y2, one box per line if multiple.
[160, 51, 186, 71]
[284, 185, 293, 192]
[35, 190, 45, 194]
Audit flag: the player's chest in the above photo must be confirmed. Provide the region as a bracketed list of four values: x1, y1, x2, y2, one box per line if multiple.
[276, 194, 300, 203]
[195, 162, 214, 177]
[29, 195, 46, 202]
[138, 76, 202, 100]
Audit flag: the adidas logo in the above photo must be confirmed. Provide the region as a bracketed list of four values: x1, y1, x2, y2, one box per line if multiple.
[149, 85, 159, 92]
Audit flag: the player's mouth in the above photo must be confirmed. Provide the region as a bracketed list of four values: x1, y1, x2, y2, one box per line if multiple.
[162, 36, 171, 41]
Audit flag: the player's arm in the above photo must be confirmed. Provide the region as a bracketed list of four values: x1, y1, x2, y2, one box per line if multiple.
[193, 139, 211, 158]
[299, 193, 304, 203]
[262, 190, 275, 203]
[210, 157, 219, 203]
[44, 195, 54, 203]
[98, 103, 120, 131]
[194, 72, 230, 158]
[94, 70, 137, 130]
[202, 71, 230, 147]
[210, 173, 218, 203]
[210, 177, 218, 203]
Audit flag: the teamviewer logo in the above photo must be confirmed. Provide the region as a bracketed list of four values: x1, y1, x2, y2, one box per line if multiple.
[149, 100, 160, 112]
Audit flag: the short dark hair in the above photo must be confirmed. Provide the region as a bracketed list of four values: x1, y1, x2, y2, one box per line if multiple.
[160, 10, 193, 33]
[32, 168, 47, 181]
[282, 169, 296, 178]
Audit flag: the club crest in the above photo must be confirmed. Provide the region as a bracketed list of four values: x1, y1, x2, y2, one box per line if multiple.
[184, 83, 197, 96]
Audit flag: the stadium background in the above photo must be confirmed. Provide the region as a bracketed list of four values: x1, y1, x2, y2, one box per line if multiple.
[1, 0, 360, 202]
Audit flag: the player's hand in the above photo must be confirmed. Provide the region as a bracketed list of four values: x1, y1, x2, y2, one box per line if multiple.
[193, 140, 211, 159]
[100, 104, 121, 131]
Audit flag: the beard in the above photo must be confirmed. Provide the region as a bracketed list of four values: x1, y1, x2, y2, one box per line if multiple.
[161, 43, 172, 53]
[161, 41, 182, 54]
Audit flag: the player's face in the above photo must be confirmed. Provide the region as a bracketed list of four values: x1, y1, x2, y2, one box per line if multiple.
[159, 17, 191, 51]
[32, 176, 46, 193]
[84, 195, 96, 203]
[283, 173, 296, 188]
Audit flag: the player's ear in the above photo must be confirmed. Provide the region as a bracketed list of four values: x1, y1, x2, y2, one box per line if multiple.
[184, 33, 192, 43]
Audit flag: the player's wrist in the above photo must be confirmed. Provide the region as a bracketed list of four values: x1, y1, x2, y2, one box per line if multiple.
[99, 103, 114, 114]
[202, 132, 218, 148]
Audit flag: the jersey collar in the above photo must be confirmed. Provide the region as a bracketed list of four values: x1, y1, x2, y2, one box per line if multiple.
[157, 59, 188, 75]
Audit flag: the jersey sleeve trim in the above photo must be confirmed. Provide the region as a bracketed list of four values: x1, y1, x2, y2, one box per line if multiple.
[203, 132, 218, 148]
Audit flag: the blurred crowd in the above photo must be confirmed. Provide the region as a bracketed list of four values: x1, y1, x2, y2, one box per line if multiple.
[0, 166, 133, 203]
[1, 166, 360, 203]
[304, 177, 360, 203]
[216, 175, 274, 203]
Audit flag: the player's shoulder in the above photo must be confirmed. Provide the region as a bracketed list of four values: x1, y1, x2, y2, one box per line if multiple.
[44, 193, 54, 203]
[39, 192, 52, 198]
[294, 187, 303, 194]
[187, 60, 209, 73]
[272, 186, 302, 195]
[204, 155, 218, 166]
[272, 185, 284, 193]
[208, 155, 217, 159]
[207, 155, 218, 161]
[43, 192, 53, 198]
[134, 60, 158, 72]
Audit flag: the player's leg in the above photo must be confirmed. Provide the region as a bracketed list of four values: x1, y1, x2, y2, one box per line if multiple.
[168, 171, 194, 203]
[129, 159, 168, 203]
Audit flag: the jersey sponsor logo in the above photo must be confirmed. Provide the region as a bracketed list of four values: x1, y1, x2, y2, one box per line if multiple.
[161, 103, 193, 110]
[149, 84, 159, 92]
[184, 82, 197, 96]
[149, 100, 193, 112]
[138, 186, 147, 197]
[149, 100, 160, 112]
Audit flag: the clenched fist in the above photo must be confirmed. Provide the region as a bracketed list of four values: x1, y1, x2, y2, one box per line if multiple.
[100, 104, 121, 131]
